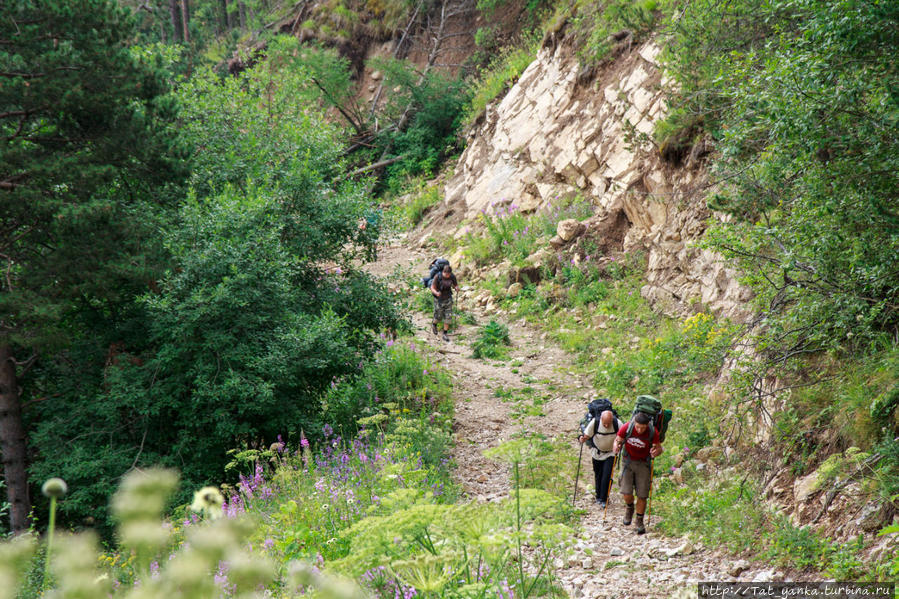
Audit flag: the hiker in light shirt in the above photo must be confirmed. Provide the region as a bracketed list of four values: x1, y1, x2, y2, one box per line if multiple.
[579, 409, 619, 507]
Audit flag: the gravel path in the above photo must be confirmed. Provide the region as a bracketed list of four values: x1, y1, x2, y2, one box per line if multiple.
[366, 238, 784, 599]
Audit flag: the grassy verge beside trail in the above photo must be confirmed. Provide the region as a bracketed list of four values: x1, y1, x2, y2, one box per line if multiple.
[656, 472, 896, 581]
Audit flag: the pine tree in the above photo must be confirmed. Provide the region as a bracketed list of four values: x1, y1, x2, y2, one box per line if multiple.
[0, 0, 187, 533]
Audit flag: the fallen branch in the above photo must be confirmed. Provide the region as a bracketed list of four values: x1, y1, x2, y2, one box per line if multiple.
[344, 155, 405, 178]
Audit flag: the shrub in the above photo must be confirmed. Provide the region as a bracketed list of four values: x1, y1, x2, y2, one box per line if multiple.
[667, 0, 899, 364]
[27, 53, 404, 530]
[321, 341, 453, 444]
[404, 184, 442, 226]
[462, 200, 593, 266]
[472, 320, 512, 360]
[573, 0, 664, 64]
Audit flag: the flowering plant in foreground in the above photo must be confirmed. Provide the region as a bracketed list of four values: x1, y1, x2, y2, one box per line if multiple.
[5, 343, 571, 599]
[1, 470, 366, 599]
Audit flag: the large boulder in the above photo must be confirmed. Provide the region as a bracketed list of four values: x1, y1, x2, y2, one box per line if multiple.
[525, 248, 554, 269]
[856, 502, 891, 533]
[557, 219, 586, 242]
[793, 470, 821, 504]
[508, 264, 541, 285]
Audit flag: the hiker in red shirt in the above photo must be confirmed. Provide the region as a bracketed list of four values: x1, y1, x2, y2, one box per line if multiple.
[613, 412, 663, 534]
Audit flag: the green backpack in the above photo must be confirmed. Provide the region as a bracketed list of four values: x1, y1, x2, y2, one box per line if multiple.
[624, 394, 672, 444]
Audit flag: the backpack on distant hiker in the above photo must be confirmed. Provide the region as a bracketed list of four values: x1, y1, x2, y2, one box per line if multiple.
[579, 398, 620, 450]
[624, 394, 672, 446]
[422, 257, 450, 288]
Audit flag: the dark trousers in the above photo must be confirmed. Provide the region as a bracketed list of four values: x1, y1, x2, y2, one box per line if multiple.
[592, 456, 614, 502]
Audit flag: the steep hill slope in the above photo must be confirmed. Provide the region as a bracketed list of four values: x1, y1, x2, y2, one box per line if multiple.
[403, 15, 898, 576]
[435, 35, 750, 321]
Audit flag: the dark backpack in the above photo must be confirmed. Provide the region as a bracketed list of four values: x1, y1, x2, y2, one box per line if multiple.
[422, 257, 450, 288]
[579, 398, 620, 450]
[624, 394, 672, 446]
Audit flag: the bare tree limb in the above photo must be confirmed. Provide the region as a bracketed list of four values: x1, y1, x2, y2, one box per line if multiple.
[345, 155, 405, 178]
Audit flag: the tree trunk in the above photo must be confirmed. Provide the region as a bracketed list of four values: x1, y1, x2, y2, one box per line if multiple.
[0, 345, 30, 534]
[169, 0, 182, 42]
[238, 1, 247, 30]
[221, 0, 231, 31]
[180, 0, 190, 45]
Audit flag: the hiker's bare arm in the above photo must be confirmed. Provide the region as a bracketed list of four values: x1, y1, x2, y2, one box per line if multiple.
[650, 444, 663, 458]
[613, 437, 622, 454]
[430, 282, 441, 297]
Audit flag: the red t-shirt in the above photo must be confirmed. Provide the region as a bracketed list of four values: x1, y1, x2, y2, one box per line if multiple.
[617, 423, 660, 461]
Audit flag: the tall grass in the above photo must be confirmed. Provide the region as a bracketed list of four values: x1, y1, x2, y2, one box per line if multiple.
[463, 200, 593, 266]
[464, 31, 542, 126]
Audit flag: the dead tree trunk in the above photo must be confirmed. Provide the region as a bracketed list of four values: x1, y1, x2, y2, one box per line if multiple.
[169, 0, 182, 42]
[0, 345, 30, 534]
[238, 1, 247, 30]
[180, 0, 190, 45]
[221, 0, 231, 31]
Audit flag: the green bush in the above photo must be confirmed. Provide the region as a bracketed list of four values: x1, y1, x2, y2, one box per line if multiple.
[573, 0, 664, 64]
[766, 517, 830, 571]
[371, 57, 471, 188]
[873, 437, 899, 502]
[656, 476, 763, 553]
[404, 184, 442, 226]
[666, 0, 899, 358]
[27, 51, 404, 532]
[463, 200, 593, 266]
[322, 341, 453, 442]
[472, 320, 512, 360]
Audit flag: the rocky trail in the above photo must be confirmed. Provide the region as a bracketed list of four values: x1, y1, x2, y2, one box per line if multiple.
[366, 236, 785, 599]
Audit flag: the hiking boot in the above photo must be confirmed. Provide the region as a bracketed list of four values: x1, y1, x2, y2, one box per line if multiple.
[635, 513, 646, 535]
[442, 332, 450, 342]
[596, 498, 606, 508]
[623, 503, 634, 526]
[431, 322, 438, 336]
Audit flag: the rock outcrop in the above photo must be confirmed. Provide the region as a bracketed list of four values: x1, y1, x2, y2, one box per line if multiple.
[443, 38, 752, 320]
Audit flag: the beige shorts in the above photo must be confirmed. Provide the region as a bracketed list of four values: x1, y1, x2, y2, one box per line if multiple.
[619, 457, 652, 498]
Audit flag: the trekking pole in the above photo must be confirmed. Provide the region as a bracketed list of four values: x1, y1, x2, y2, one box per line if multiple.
[647, 458, 655, 525]
[572, 442, 584, 505]
[602, 452, 618, 523]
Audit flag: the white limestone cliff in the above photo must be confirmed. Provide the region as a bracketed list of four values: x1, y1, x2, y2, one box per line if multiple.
[443, 38, 752, 321]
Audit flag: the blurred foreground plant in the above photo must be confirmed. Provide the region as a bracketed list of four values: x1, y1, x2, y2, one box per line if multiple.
[6, 470, 366, 599]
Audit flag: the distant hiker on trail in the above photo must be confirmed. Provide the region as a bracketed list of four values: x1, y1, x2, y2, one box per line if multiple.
[579, 409, 619, 507]
[613, 412, 663, 534]
[430, 264, 458, 342]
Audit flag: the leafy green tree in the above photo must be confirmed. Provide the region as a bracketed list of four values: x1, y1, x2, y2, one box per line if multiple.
[371, 56, 471, 184]
[0, 0, 187, 533]
[664, 0, 899, 359]
[27, 53, 405, 529]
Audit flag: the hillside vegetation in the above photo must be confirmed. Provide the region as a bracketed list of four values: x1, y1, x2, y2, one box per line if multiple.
[1, 0, 898, 595]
